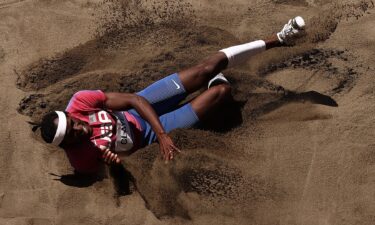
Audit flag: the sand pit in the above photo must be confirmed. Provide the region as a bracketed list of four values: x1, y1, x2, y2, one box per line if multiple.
[1, 0, 375, 224]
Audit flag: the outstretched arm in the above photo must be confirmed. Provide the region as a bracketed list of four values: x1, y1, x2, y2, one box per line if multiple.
[104, 92, 179, 161]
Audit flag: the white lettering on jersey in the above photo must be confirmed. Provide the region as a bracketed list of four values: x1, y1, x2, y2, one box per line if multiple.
[114, 119, 134, 152]
[98, 111, 112, 123]
[95, 111, 114, 148]
[90, 111, 134, 152]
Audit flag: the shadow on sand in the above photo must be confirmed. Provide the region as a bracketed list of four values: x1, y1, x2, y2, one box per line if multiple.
[201, 90, 337, 132]
[50, 164, 134, 196]
[250, 90, 338, 118]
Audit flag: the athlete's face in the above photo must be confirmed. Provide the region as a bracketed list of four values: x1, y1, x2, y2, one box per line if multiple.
[54, 115, 92, 145]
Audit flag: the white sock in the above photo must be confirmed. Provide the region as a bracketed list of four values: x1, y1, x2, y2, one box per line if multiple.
[220, 40, 266, 68]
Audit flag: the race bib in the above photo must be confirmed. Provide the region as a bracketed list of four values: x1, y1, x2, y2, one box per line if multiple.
[113, 111, 134, 152]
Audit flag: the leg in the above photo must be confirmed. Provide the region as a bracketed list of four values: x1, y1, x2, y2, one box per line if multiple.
[264, 34, 284, 49]
[139, 84, 231, 145]
[179, 52, 228, 93]
[134, 37, 267, 115]
[190, 84, 232, 120]
[178, 15, 306, 93]
[179, 35, 282, 94]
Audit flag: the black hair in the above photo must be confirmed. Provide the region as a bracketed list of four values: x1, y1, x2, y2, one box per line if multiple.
[31, 111, 66, 144]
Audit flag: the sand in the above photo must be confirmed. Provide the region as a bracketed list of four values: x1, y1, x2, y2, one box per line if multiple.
[1, 0, 375, 224]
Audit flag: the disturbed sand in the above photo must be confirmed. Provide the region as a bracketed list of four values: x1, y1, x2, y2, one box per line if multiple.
[1, 0, 375, 224]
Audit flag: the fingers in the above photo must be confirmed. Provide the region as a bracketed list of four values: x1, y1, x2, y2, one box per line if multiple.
[163, 145, 181, 161]
[169, 150, 174, 160]
[102, 148, 120, 165]
[172, 145, 181, 153]
[161, 146, 172, 161]
[109, 152, 116, 163]
[109, 153, 120, 164]
[111, 153, 120, 164]
[158, 135, 182, 162]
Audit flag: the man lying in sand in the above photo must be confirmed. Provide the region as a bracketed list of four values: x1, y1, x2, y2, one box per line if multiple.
[35, 17, 305, 174]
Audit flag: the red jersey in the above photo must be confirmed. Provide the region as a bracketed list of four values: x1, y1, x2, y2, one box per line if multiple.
[64, 90, 141, 174]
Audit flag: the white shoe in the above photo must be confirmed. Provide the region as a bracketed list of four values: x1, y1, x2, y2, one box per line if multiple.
[208, 73, 229, 88]
[277, 16, 305, 45]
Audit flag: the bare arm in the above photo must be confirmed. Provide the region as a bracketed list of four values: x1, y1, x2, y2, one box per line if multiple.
[104, 92, 179, 160]
[105, 92, 165, 136]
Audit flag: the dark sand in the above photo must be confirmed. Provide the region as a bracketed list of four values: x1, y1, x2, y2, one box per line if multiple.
[1, 0, 375, 224]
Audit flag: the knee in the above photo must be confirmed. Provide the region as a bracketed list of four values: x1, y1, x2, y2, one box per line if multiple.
[212, 84, 232, 100]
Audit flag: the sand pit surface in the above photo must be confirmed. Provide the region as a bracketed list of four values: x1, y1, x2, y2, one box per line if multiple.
[1, 0, 375, 224]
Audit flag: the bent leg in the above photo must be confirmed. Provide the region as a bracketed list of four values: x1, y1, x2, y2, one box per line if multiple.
[190, 83, 232, 120]
[139, 84, 232, 144]
[179, 52, 228, 93]
[179, 35, 281, 93]
[134, 35, 281, 108]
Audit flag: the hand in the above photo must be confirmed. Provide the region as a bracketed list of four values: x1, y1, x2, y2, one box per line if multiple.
[99, 145, 121, 165]
[157, 133, 181, 161]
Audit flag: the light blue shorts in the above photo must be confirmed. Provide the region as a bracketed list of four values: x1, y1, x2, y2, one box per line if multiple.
[127, 73, 199, 146]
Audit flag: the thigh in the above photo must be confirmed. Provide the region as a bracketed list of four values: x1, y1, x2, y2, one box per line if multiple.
[142, 103, 199, 145]
[133, 73, 187, 116]
[178, 52, 228, 93]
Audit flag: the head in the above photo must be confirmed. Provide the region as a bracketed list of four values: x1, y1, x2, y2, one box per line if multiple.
[40, 111, 92, 147]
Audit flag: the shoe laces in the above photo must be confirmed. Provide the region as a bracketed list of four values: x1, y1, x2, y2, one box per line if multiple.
[283, 20, 297, 37]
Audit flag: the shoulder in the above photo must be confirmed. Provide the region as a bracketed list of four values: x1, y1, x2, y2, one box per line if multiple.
[73, 90, 106, 100]
[66, 90, 106, 112]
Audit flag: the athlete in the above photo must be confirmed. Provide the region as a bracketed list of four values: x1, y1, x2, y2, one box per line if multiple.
[35, 17, 305, 174]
